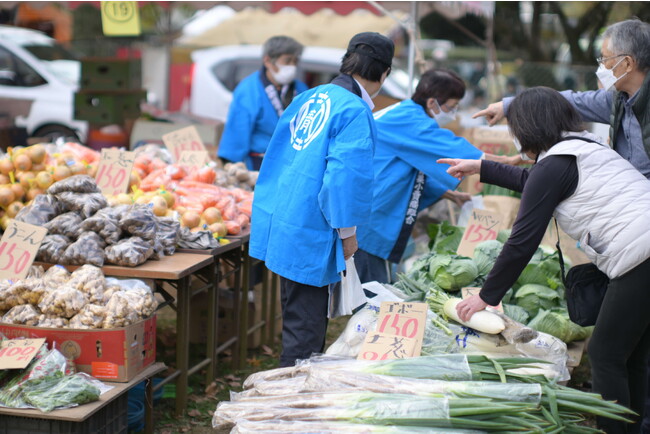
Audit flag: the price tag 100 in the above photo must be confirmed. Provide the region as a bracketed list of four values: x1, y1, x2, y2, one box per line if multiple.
[178, 150, 210, 170]
[456, 209, 503, 258]
[0, 338, 46, 370]
[357, 332, 417, 361]
[0, 221, 47, 281]
[377, 301, 428, 356]
[95, 149, 135, 197]
[162, 126, 206, 162]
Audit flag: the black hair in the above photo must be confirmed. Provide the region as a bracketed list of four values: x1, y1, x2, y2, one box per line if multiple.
[411, 69, 465, 109]
[339, 46, 390, 82]
[508, 87, 584, 155]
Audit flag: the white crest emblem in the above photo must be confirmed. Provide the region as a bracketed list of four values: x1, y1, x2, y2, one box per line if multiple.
[290, 92, 331, 151]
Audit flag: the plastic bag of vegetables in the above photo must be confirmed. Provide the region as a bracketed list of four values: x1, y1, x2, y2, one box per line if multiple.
[119, 205, 158, 240]
[47, 175, 100, 195]
[156, 216, 180, 255]
[68, 265, 106, 304]
[38, 285, 88, 319]
[61, 232, 106, 267]
[80, 207, 122, 245]
[43, 212, 83, 239]
[14, 194, 62, 226]
[36, 234, 71, 264]
[2, 304, 40, 325]
[56, 192, 108, 219]
[37, 315, 69, 328]
[22, 372, 101, 412]
[42, 265, 71, 287]
[104, 237, 154, 267]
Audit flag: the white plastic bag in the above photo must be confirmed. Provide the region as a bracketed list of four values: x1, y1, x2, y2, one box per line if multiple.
[328, 257, 367, 318]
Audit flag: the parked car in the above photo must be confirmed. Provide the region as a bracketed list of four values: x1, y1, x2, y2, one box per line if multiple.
[0, 25, 87, 143]
[190, 45, 413, 122]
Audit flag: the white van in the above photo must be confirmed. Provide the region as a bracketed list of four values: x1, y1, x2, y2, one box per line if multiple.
[0, 25, 87, 143]
[190, 45, 413, 122]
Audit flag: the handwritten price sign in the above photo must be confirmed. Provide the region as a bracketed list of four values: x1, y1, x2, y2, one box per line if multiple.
[178, 150, 210, 170]
[95, 149, 135, 196]
[162, 126, 206, 162]
[0, 221, 47, 280]
[457, 209, 503, 257]
[357, 332, 417, 361]
[377, 301, 428, 356]
[0, 338, 46, 369]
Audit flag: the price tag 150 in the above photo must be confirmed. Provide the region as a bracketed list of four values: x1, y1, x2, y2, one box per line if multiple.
[0, 221, 47, 281]
[95, 149, 135, 197]
[456, 209, 503, 258]
[0, 338, 46, 370]
[377, 301, 428, 356]
[162, 126, 206, 162]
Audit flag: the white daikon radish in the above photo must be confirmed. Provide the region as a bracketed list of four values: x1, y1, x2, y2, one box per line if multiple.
[443, 298, 506, 334]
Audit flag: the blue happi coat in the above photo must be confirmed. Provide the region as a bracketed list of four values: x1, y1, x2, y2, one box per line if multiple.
[357, 99, 483, 260]
[218, 70, 308, 169]
[250, 81, 376, 287]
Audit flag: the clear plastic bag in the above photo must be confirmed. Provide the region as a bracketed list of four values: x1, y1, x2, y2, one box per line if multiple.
[68, 265, 106, 304]
[68, 304, 106, 329]
[14, 194, 62, 226]
[37, 235, 71, 264]
[119, 205, 158, 240]
[10, 278, 47, 305]
[156, 216, 180, 255]
[37, 314, 69, 328]
[42, 265, 71, 287]
[80, 207, 122, 245]
[104, 236, 153, 267]
[22, 372, 101, 412]
[61, 232, 105, 267]
[43, 212, 83, 239]
[102, 292, 140, 328]
[148, 237, 165, 261]
[177, 226, 219, 250]
[47, 175, 100, 195]
[2, 304, 40, 325]
[0, 281, 25, 311]
[38, 285, 88, 319]
[56, 192, 108, 219]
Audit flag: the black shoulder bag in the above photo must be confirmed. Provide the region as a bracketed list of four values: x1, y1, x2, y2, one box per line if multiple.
[554, 220, 609, 327]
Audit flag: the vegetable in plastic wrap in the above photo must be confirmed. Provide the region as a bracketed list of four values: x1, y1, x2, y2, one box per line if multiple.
[0, 280, 26, 310]
[148, 237, 165, 261]
[14, 194, 62, 226]
[55, 191, 108, 219]
[42, 265, 71, 287]
[119, 205, 158, 240]
[61, 232, 105, 267]
[80, 207, 122, 245]
[43, 212, 83, 239]
[38, 285, 88, 319]
[102, 291, 141, 328]
[102, 284, 122, 305]
[22, 372, 101, 412]
[69, 304, 106, 329]
[26, 265, 44, 279]
[10, 278, 47, 305]
[104, 236, 153, 267]
[68, 265, 106, 304]
[2, 304, 40, 325]
[177, 226, 219, 250]
[37, 315, 69, 328]
[47, 175, 100, 195]
[156, 216, 180, 255]
[36, 235, 71, 264]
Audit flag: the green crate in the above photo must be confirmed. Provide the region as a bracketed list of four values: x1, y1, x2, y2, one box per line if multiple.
[80, 57, 142, 91]
[74, 89, 145, 124]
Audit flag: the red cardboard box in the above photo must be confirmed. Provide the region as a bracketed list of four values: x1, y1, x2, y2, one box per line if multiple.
[0, 315, 156, 382]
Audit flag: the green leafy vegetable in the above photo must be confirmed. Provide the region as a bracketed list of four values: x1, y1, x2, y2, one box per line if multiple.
[473, 240, 504, 276]
[527, 310, 593, 343]
[428, 255, 479, 292]
[503, 303, 530, 324]
[427, 221, 463, 254]
[514, 284, 561, 318]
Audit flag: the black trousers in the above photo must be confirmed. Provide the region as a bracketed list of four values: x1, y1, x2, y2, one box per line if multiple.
[278, 277, 329, 367]
[588, 256, 650, 434]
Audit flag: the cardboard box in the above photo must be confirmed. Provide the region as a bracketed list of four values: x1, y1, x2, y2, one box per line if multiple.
[0, 316, 156, 383]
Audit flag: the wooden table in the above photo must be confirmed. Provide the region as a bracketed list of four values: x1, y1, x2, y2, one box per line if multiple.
[0, 362, 166, 434]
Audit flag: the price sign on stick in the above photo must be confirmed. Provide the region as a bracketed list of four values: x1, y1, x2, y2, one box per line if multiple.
[0, 221, 47, 281]
[461, 287, 503, 313]
[95, 149, 135, 197]
[162, 126, 206, 162]
[0, 338, 46, 370]
[377, 301, 428, 356]
[178, 150, 210, 171]
[457, 209, 503, 258]
[357, 332, 418, 361]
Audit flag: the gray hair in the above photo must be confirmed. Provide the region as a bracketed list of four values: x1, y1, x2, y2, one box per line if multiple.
[603, 19, 650, 72]
[262, 36, 303, 61]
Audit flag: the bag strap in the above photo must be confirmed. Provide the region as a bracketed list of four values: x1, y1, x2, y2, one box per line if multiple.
[562, 135, 603, 145]
[554, 219, 567, 286]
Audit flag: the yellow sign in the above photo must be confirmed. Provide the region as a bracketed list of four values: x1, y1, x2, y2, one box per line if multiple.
[101, 1, 141, 36]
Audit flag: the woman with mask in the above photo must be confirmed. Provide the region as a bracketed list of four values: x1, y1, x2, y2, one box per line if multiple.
[354, 68, 523, 283]
[218, 36, 308, 170]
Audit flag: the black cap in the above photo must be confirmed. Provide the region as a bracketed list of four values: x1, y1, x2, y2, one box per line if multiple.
[347, 32, 394, 68]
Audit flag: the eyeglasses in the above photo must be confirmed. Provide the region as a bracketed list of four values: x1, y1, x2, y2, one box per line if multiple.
[596, 53, 630, 65]
[437, 100, 458, 114]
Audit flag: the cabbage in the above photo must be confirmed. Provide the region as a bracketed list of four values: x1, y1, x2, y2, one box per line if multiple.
[427, 221, 463, 254]
[527, 309, 593, 343]
[514, 284, 561, 318]
[473, 239, 503, 276]
[503, 303, 529, 324]
[428, 255, 479, 292]
[497, 229, 511, 243]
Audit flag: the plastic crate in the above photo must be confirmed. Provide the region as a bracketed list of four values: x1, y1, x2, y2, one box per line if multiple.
[0, 393, 128, 434]
[74, 89, 145, 124]
[80, 58, 142, 91]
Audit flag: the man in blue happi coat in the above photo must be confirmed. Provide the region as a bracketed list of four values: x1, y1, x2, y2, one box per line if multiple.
[250, 32, 394, 367]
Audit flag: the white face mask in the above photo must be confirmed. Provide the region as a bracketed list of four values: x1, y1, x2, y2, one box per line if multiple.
[595, 57, 627, 91]
[513, 137, 530, 160]
[430, 100, 456, 127]
[271, 64, 297, 85]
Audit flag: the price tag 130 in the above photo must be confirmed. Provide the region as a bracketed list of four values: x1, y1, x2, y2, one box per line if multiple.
[178, 150, 210, 171]
[377, 301, 428, 356]
[0, 338, 46, 370]
[0, 221, 47, 281]
[457, 209, 503, 258]
[357, 332, 417, 361]
[95, 149, 135, 197]
[162, 126, 206, 162]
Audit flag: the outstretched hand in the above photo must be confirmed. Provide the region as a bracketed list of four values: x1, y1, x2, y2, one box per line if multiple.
[472, 101, 506, 126]
[437, 158, 481, 180]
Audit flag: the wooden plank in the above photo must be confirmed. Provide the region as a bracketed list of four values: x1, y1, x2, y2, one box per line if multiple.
[0, 362, 166, 422]
[226, 227, 250, 243]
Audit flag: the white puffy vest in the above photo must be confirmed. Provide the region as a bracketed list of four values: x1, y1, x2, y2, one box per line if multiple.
[538, 133, 650, 278]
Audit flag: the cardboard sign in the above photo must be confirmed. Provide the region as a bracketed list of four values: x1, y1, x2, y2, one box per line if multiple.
[357, 332, 418, 361]
[457, 209, 503, 257]
[95, 149, 135, 196]
[178, 150, 210, 170]
[482, 195, 521, 230]
[0, 221, 47, 280]
[101, 1, 141, 36]
[0, 338, 46, 370]
[162, 126, 207, 162]
[461, 287, 503, 313]
[377, 301, 428, 356]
